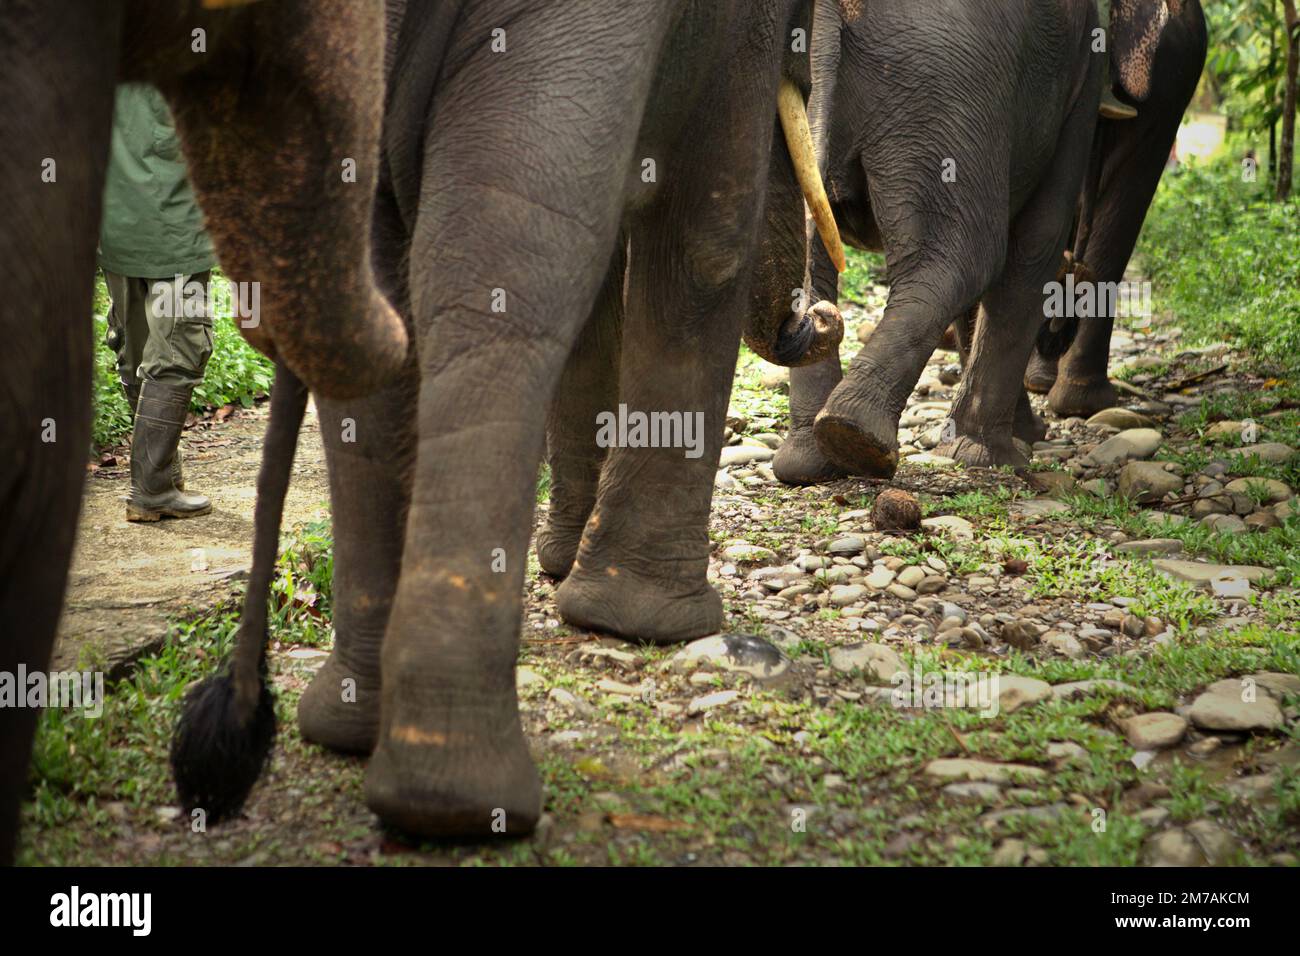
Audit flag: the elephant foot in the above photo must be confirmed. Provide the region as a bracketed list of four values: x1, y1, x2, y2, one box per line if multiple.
[936, 434, 1031, 471]
[812, 404, 900, 479]
[1014, 397, 1049, 445]
[534, 518, 583, 578]
[1023, 351, 1058, 395]
[365, 684, 540, 839]
[298, 653, 380, 755]
[773, 425, 849, 486]
[555, 563, 723, 645]
[1047, 374, 1117, 418]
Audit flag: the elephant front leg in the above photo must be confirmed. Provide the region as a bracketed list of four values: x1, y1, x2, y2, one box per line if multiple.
[535, 244, 625, 577]
[773, 356, 847, 485]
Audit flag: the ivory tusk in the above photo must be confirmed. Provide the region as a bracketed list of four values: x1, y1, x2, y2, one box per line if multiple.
[777, 78, 847, 274]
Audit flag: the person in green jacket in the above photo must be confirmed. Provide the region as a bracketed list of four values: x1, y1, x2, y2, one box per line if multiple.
[99, 83, 216, 521]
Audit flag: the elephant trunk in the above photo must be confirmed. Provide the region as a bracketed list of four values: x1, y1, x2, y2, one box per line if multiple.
[744, 79, 845, 367]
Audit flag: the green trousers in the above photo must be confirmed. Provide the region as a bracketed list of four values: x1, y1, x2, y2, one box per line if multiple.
[105, 271, 214, 390]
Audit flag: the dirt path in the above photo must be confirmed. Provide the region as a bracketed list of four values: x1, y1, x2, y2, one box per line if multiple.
[53, 401, 330, 676]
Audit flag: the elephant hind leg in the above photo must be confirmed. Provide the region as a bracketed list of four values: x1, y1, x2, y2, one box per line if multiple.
[1024, 349, 1059, 394]
[534, 241, 625, 577]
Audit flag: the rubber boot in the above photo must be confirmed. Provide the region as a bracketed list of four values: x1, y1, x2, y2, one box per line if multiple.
[122, 379, 183, 489]
[127, 381, 211, 521]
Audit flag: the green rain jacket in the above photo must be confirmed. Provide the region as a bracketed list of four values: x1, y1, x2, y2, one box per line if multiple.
[97, 84, 217, 278]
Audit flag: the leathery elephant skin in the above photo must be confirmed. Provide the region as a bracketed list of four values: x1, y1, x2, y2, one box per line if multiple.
[0, 0, 395, 865]
[759, 0, 1192, 483]
[275, 0, 832, 841]
[1025, 0, 1207, 418]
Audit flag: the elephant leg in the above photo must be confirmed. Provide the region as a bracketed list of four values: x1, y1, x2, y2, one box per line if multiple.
[300, 378, 417, 754]
[0, 2, 117, 864]
[363, 5, 669, 838]
[1048, 316, 1117, 416]
[554, 73, 778, 647]
[941, 93, 1097, 468]
[772, 356, 846, 485]
[1024, 349, 1060, 395]
[534, 242, 625, 578]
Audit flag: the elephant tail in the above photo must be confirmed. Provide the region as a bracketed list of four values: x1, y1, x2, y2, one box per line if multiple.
[1036, 313, 1080, 360]
[170, 360, 308, 823]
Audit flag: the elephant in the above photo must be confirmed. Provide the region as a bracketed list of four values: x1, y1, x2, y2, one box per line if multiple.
[0, 0, 403, 865]
[172, 0, 848, 840]
[1024, 0, 1208, 418]
[744, 0, 1186, 480]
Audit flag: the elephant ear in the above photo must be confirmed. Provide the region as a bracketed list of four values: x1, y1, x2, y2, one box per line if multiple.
[1111, 0, 1171, 103]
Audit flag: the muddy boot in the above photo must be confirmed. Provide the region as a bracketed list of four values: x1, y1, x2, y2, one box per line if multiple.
[122, 379, 183, 488]
[127, 381, 211, 521]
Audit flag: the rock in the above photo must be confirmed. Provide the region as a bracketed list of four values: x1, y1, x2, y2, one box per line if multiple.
[516, 667, 545, 690]
[718, 445, 774, 467]
[1042, 631, 1085, 659]
[923, 758, 1047, 784]
[865, 566, 896, 590]
[687, 690, 740, 715]
[1248, 671, 1300, 700]
[1087, 407, 1156, 430]
[1188, 682, 1284, 732]
[1142, 828, 1206, 867]
[1122, 712, 1187, 750]
[871, 488, 921, 531]
[896, 566, 926, 589]
[1239, 442, 1296, 464]
[1223, 477, 1292, 505]
[942, 782, 1002, 803]
[1115, 538, 1184, 555]
[828, 584, 869, 607]
[997, 675, 1053, 714]
[904, 452, 957, 467]
[991, 839, 1028, 867]
[1050, 679, 1137, 700]
[722, 543, 777, 564]
[938, 363, 962, 386]
[1001, 620, 1039, 651]
[915, 576, 947, 595]
[828, 642, 905, 681]
[759, 366, 790, 391]
[1084, 428, 1163, 466]
[1274, 498, 1300, 520]
[668, 633, 790, 681]
[1200, 513, 1246, 534]
[1151, 559, 1270, 590]
[1118, 461, 1182, 502]
[1011, 497, 1070, 519]
[1245, 511, 1281, 531]
[827, 534, 867, 556]
[1185, 819, 1240, 866]
[921, 515, 974, 541]
[1026, 471, 1078, 496]
[1203, 420, 1245, 442]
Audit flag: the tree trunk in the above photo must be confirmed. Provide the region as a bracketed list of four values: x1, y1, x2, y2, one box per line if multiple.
[1278, 0, 1299, 201]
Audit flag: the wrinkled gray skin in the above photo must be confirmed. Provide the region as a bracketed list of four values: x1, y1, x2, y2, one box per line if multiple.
[299, 0, 820, 838]
[1025, 0, 1208, 417]
[0, 0, 399, 865]
[752, 0, 1168, 480]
